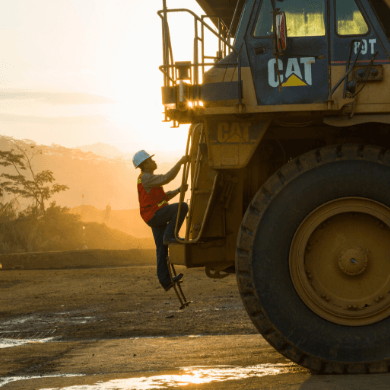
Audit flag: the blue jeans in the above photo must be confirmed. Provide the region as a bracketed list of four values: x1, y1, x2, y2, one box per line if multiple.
[147, 202, 189, 288]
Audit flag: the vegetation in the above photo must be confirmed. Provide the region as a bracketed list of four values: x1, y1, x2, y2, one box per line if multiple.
[0, 137, 149, 254]
[0, 201, 149, 253]
[0, 137, 68, 214]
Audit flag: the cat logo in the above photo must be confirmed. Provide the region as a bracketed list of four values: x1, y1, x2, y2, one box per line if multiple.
[268, 57, 315, 88]
[217, 122, 251, 143]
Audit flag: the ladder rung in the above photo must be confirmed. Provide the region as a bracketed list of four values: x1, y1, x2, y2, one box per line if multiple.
[167, 260, 191, 310]
[193, 190, 212, 195]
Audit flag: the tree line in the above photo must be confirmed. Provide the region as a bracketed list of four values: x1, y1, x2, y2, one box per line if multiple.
[0, 137, 142, 253]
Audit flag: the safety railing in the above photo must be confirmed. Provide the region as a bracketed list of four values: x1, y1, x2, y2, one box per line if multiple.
[158, 3, 242, 119]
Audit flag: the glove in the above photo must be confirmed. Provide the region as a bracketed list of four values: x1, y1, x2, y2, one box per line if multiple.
[178, 184, 188, 193]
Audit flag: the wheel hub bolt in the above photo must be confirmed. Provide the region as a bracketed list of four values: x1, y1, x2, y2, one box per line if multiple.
[338, 247, 368, 276]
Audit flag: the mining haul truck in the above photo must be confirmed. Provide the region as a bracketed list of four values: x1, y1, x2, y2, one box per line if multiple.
[159, 0, 390, 374]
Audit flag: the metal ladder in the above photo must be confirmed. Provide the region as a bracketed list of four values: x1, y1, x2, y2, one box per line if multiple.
[167, 259, 191, 310]
[174, 123, 219, 244]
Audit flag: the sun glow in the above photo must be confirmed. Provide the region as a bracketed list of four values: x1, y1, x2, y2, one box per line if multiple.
[98, 0, 219, 153]
[0, 1, 214, 151]
[96, 1, 208, 153]
[32, 363, 301, 389]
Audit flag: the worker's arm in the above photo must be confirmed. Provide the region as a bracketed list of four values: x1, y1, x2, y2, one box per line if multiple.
[165, 184, 188, 201]
[141, 156, 189, 193]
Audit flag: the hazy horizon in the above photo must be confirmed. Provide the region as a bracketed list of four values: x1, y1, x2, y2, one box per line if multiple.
[0, 0, 219, 235]
[0, 0, 206, 152]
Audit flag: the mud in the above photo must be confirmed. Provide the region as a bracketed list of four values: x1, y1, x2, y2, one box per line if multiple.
[0, 264, 254, 344]
[0, 255, 256, 381]
[3, 255, 390, 389]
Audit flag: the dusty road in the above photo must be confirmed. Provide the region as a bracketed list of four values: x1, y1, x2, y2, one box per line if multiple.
[1, 251, 390, 389]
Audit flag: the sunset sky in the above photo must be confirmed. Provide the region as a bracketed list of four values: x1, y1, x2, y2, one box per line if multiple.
[0, 0, 208, 156]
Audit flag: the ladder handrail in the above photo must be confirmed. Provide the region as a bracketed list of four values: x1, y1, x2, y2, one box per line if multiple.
[157, 8, 237, 56]
[158, 7, 239, 90]
[174, 124, 219, 244]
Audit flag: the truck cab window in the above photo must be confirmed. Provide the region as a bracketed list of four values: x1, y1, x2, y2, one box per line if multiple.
[253, 0, 273, 37]
[336, 0, 369, 36]
[254, 0, 325, 38]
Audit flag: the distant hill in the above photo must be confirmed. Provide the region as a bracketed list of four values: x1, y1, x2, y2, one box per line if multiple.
[82, 222, 155, 250]
[76, 143, 125, 159]
[69, 205, 186, 241]
[0, 136, 184, 210]
[70, 205, 153, 239]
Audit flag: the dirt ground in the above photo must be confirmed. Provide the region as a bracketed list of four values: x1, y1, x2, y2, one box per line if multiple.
[0, 266, 255, 341]
[0, 250, 257, 379]
[3, 251, 390, 389]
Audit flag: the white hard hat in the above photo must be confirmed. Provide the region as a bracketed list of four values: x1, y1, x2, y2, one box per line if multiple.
[132, 150, 154, 168]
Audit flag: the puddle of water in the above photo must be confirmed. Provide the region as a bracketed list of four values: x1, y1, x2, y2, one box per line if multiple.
[0, 315, 37, 327]
[0, 313, 97, 333]
[37, 363, 298, 390]
[0, 337, 55, 349]
[0, 374, 83, 388]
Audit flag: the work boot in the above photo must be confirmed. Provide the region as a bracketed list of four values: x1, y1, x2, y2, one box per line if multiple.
[163, 273, 184, 291]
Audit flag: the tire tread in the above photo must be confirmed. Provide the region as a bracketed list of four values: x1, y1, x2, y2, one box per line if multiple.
[235, 144, 388, 374]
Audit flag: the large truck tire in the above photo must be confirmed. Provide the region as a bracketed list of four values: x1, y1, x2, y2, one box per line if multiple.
[236, 144, 390, 374]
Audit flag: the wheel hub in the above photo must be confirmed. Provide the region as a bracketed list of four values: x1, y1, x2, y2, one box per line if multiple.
[290, 197, 390, 326]
[338, 246, 368, 276]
